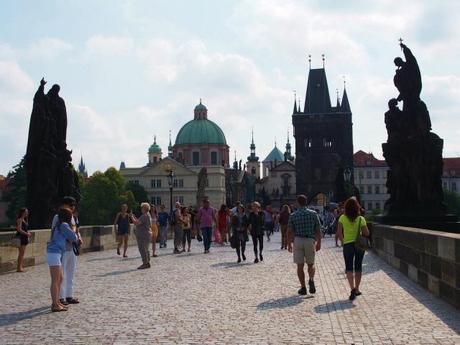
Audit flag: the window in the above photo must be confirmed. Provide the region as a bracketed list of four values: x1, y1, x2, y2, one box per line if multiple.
[304, 138, 312, 148]
[173, 179, 178, 188]
[192, 152, 200, 165]
[374, 170, 380, 179]
[359, 185, 364, 194]
[358, 171, 364, 179]
[366, 170, 372, 179]
[375, 185, 380, 194]
[375, 202, 381, 210]
[177, 152, 183, 162]
[151, 179, 161, 188]
[367, 185, 372, 194]
[179, 179, 184, 188]
[173, 179, 184, 188]
[129, 180, 139, 185]
[443, 182, 448, 189]
[323, 138, 332, 148]
[367, 202, 373, 210]
[453, 182, 457, 192]
[211, 151, 218, 165]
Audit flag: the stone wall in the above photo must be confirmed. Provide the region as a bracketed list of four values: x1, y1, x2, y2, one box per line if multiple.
[371, 223, 459, 309]
[0, 225, 171, 273]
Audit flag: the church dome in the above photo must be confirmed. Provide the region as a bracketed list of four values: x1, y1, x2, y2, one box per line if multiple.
[148, 136, 162, 154]
[263, 145, 284, 162]
[175, 102, 227, 146]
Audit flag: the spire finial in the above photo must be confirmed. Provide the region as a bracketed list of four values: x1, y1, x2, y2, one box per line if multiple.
[343, 75, 346, 90]
[322, 54, 325, 68]
[154, 135, 157, 144]
[287, 129, 290, 144]
[251, 128, 254, 144]
[234, 150, 237, 162]
[199, 98, 202, 104]
[169, 130, 172, 145]
[274, 138, 277, 147]
[308, 54, 311, 69]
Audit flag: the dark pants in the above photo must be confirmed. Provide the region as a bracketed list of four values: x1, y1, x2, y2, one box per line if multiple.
[235, 233, 246, 259]
[343, 243, 365, 272]
[251, 234, 264, 257]
[174, 224, 183, 251]
[182, 229, 191, 248]
[201, 227, 212, 251]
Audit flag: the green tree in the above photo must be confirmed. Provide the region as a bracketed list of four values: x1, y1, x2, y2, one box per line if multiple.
[444, 189, 460, 217]
[78, 168, 136, 225]
[126, 181, 149, 204]
[2, 157, 27, 224]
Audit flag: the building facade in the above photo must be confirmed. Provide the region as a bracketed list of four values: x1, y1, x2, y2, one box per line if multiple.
[353, 150, 390, 212]
[292, 65, 354, 202]
[120, 101, 227, 209]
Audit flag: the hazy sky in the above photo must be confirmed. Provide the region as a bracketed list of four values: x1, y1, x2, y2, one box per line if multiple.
[1, 0, 459, 175]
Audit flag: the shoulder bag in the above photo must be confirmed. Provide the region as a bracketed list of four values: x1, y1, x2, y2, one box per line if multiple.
[354, 217, 371, 252]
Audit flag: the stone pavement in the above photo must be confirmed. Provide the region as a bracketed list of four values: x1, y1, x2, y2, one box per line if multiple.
[1, 233, 459, 345]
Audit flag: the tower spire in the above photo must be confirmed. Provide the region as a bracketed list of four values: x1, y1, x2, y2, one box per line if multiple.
[168, 130, 173, 157]
[292, 90, 297, 114]
[248, 129, 259, 162]
[341, 78, 351, 112]
[308, 54, 311, 70]
[322, 54, 325, 69]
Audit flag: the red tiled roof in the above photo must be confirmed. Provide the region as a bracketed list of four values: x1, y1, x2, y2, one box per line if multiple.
[443, 157, 460, 177]
[353, 150, 387, 167]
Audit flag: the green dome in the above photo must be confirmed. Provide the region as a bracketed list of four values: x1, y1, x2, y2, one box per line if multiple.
[194, 102, 207, 111]
[175, 119, 227, 146]
[148, 136, 162, 154]
[263, 145, 284, 162]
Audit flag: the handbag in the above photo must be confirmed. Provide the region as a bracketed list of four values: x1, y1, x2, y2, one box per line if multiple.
[10, 235, 21, 248]
[354, 217, 371, 252]
[230, 234, 238, 249]
[72, 242, 81, 256]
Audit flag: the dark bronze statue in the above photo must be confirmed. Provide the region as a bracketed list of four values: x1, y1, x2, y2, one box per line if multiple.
[382, 42, 447, 222]
[25, 78, 81, 229]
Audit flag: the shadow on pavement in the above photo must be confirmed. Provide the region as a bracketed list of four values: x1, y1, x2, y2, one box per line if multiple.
[0, 306, 50, 326]
[210, 261, 250, 269]
[257, 295, 304, 310]
[95, 268, 138, 277]
[314, 300, 356, 313]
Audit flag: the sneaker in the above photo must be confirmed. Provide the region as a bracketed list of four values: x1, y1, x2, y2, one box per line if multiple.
[237, 257, 241, 263]
[349, 289, 357, 301]
[298, 287, 307, 295]
[259, 254, 263, 262]
[308, 279, 316, 294]
[137, 264, 149, 269]
[254, 258, 259, 264]
[242, 254, 246, 261]
[66, 297, 79, 304]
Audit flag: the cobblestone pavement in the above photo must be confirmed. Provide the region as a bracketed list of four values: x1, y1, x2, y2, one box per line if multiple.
[1, 233, 459, 345]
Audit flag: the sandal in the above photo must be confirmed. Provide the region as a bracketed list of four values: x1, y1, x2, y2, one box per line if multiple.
[51, 305, 67, 312]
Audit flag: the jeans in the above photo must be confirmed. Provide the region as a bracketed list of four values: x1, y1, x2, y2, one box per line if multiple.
[60, 250, 77, 299]
[182, 229, 191, 248]
[159, 225, 168, 246]
[235, 233, 246, 259]
[174, 224, 183, 250]
[251, 234, 264, 257]
[201, 227, 212, 251]
[343, 243, 364, 272]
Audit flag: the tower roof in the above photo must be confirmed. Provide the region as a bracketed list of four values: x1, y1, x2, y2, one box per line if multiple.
[148, 136, 162, 154]
[341, 87, 351, 113]
[304, 68, 332, 114]
[263, 144, 284, 162]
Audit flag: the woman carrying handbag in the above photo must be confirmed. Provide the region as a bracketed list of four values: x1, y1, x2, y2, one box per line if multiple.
[337, 197, 370, 301]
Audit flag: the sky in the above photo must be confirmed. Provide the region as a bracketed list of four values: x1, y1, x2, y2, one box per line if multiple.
[1, 0, 460, 176]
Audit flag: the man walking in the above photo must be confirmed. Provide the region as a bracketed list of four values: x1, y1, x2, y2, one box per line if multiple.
[197, 198, 216, 254]
[158, 204, 169, 248]
[172, 202, 183, 254]
[287, 195, 321, 296]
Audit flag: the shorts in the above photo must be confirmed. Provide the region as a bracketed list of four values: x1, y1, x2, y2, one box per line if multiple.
[293, 237, 316, 265]
[47, 252, 62, 267]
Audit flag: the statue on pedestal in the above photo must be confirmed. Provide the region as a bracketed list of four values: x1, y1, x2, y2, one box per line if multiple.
[25, 78, 80, 229]
[382, 42, 448, 222]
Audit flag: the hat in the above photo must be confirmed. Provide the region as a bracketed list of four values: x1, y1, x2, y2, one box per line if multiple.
[62, 196, 76, 206]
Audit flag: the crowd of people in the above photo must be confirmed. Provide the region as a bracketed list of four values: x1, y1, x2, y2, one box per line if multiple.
[12, 194, 370, 312]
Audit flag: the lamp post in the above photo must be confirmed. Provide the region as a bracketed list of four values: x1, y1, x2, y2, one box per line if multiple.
[164, 163, 175, 216]
[343, 167, 352, 199]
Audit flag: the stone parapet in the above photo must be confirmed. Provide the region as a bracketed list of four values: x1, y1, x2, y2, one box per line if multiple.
[371, 223, 460, 309]
[0, 225, 172, 273]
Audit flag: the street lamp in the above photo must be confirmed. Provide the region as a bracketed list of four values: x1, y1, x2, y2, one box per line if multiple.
[164, 163, 175, 216]
[343, 167, 352, 183]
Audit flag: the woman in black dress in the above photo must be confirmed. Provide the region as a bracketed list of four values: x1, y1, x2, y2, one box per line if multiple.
[231, 204, 248, 263]
[15, 208, 31, 272]
[248, 202, 265, 263]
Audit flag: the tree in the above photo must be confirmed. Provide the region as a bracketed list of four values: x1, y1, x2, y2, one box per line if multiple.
[126, 181, 149, 204]
[78, 168, 136, 225]
[2, 157, 27, 224]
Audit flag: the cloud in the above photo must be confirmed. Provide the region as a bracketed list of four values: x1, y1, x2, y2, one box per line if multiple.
[26, 37, 74, 60]
[85, 35, 134, 57]
[0, 60, 34, 94]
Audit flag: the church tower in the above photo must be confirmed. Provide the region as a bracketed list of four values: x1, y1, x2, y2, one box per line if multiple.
[284, 130, 294, 162]
[292, 57, 353, 202]
[78, 156, 88, 178]
[246, 130, 260, 178]
[148, 135, 162, 165]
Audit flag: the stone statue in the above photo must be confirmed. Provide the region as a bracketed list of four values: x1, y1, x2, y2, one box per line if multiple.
[25, 78, 80, 229]
[196, 167, 208, 207]
[382, 42, 449, 223]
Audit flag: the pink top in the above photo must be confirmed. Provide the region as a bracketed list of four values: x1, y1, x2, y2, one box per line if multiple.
[198, 207, 215, 228]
